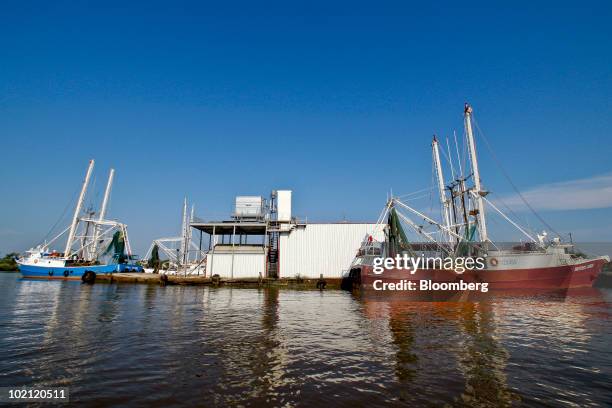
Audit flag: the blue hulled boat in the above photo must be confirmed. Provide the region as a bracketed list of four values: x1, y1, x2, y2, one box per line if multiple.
[17, 160, 142, 281]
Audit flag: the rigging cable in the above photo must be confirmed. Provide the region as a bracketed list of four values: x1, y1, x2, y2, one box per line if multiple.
[471, 115, 562, 238]
[395, 186, 435, 200]
[491, 190, 539, 239]
[39, 185, 80, 246]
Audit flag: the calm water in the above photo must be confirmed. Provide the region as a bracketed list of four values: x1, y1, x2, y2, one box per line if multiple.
[0, 273, 611, 407]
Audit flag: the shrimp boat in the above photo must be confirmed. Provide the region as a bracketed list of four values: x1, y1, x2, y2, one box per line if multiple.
[347, 104, 609, 291]
[142, 198, 206, 275]
[17, 160, 142, 280]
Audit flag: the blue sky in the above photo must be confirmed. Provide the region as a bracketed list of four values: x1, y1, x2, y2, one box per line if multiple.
[1, 1, 612, 255]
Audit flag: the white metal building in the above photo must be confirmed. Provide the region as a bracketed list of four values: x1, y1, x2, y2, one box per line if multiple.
[205, 245, 266, 279]
[279, 223, 383, 279]
[191, 190, 385, 280]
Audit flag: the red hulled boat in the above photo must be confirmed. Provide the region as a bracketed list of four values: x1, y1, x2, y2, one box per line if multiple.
[344, 104, 609, 294]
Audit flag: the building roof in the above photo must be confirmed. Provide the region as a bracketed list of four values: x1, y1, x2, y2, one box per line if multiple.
[190, 221, 268, 235]
[191, 220, 380, 235]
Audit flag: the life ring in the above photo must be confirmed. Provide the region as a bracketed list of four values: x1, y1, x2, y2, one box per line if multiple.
[48, 270, 54, 276]
[63, 270, 70, 277]
[490, 258, 499, 267]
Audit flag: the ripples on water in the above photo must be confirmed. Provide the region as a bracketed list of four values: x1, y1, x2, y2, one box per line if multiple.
[0, 273, 611, 407]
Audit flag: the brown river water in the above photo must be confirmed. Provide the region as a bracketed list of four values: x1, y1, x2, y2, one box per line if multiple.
[0, 273, 611, 407]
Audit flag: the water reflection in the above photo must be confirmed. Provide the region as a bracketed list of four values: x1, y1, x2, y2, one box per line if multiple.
[0, 274, 610, 407]
[455, 302, 517, 407]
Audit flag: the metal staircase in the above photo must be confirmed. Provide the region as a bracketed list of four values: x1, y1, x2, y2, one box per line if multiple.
[267, 230, 279, 278]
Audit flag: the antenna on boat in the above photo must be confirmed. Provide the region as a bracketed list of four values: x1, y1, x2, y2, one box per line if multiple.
[64, 159, 95, 257]
[464, 103, 489, 243]
[445, 135, 456, 181]
[453, 130, 463, 179]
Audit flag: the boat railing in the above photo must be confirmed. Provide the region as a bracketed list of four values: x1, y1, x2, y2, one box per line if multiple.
[357, 241, 384, 257]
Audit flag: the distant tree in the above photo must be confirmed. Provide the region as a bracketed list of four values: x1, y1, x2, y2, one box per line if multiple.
[148, 244, 161, 273]
[0, 253, 19, 271]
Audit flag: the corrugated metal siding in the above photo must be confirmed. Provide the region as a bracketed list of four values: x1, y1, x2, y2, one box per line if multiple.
[206, 251, 266, 279]
[279, 223, 383, 279]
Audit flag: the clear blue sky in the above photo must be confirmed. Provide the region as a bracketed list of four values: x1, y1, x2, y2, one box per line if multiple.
[1, 1, 612, 255]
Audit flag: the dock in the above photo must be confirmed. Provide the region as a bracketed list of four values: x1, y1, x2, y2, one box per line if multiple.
[96, 272, 341, 289]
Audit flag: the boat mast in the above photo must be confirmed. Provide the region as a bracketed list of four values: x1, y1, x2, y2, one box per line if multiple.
[447, 185, 460, 239]
[180, 197, 188, 266]
[187, 205, 194, 264]
[432, 136, 452, 242]
[64, 159, 95, 257]
[464, 104, 488, 242]
[80, 207, 95, 259]
[122, 223, 133, 259]
[91, 168, 114, 258]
